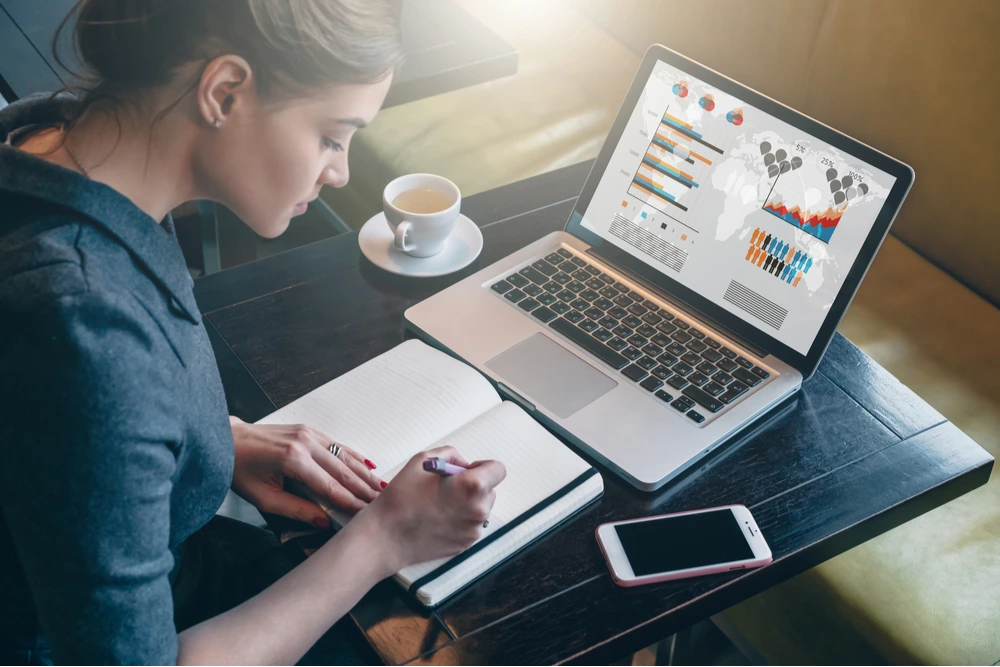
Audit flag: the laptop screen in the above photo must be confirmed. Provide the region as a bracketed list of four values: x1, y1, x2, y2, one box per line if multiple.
[578, 59, 898, 356]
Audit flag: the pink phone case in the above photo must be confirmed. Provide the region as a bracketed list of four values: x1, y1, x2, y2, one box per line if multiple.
[596, 504, 772, 587]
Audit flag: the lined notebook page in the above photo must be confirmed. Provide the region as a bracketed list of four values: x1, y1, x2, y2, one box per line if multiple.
[256, 340, 501, 475]
[392, 401, 602, 602]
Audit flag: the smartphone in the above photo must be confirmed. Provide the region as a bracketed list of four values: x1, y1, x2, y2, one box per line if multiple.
[596, 505, 772, 586]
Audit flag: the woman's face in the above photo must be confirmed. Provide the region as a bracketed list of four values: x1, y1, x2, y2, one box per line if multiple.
[196, 74, 393, 238]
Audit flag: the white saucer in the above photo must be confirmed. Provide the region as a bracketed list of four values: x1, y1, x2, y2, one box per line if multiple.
[358, 211, 483, 277]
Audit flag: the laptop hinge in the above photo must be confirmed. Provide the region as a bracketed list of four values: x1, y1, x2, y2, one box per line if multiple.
[585, 247, 769, 359]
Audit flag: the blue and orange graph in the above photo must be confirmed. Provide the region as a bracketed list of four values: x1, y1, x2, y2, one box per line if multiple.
[762, 200, 843, 243]
[628, 106, 724, 217]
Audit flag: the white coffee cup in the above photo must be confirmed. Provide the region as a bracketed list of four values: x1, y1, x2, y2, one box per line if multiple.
[383, 173, 461, 258]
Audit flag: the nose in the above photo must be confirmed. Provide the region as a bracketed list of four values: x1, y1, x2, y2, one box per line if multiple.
[320, 163, 349, 190]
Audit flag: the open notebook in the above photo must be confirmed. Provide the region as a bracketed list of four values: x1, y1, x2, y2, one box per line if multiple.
[256, 339, 604, 607]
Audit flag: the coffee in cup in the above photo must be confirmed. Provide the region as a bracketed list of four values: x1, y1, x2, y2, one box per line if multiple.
[383, 173, 461, 258]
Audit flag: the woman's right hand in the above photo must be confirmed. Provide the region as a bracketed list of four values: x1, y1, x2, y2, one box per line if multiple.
[354, 445, 506, 576]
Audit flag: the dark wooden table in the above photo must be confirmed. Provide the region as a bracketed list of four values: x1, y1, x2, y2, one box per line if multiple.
[194, 161, 993, 665]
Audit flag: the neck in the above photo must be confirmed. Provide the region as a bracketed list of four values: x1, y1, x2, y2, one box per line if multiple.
[63, 100, 200, 222]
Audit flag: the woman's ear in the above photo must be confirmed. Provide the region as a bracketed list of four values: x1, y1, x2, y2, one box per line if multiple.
[197, 55, 255, 129]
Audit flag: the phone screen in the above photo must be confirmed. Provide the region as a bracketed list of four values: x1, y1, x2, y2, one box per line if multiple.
[614, 508, 755, 576]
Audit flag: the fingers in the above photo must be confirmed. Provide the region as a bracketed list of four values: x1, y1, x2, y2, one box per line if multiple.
[337, 445, 385, 494]
[293, 456, 369, 514]
[421, 445, 472, 468]
[461, 460, 507, 493]
[255, 487, 332, 529]
[298, 427, 382, 500]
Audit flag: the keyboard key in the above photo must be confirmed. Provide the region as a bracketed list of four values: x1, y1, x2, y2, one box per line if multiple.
[613, 294, 635, 308]
[579, 289, 600, 302]
[655, 389, 674, 403]
[736, 356, 753, 369]
[557, 290, 576, 304]
[656, 321, 678, 335]
[557, 248, 573, 259]
[627, 335, 648, 348]
[598, 286, 620, 299]
[714, 372, 734, 385]
[520, 266, 549, 284]
[553, 272, 572, 285]
[597, 271, 613, 282]
[507, 273, 529, 288]
[592, 327, 613, 342]
[622, 315, 643, 329]
[701, 348, 723, 363]
[641, 344, 662, 358]
[627, 303, 649, 317]
[697, 361, 717, 376]
[608, 306, 629, 320]
[705, 337, 721, 349]
[640, 376, 663, 392]
[672, 362, 694, 376]
[656, 353, 678, 367]
[538, 292, 557, 306]
[667, 375, 688, 390]
[637, 356, 659, 371]
[628, 290, 645, 301]
[518, 297, 540, 311]
[564, 309, 585, 323]
[523, 283, 543, 297]
[671, 330, 693, 344]
[545, 252, 564, 265]
[542, 281, 562, 294]
[674, 320, 690, 330]
[720, 346, 737, 359]
[703, 381, 725, 397]
[551, 300, 571, 315]
[636, 324, 657, 338]
[613, 281, 630, 292]
[689, 328, 705, 339]
[681, 351, 701, 366]
[584, 307, 604, 321]
[491, 280, 513, 294]
[686, 410, 705, 424]
[651, 333, 672, 348]
[651, 365, 672, 380]
[622, 363, 648, 382]
[751, 366, 771, 379]
[612, 325, 633, 338]
[665, 342, 687, 357]
[687, 371, 709, 387]
[658, 310, 675, 321]
[578, 319, 599, 333]
[607, 336, 628, 351]
[566, 280, 586, 293]
[531, 305, 557, 322]
[570, 298, 590, 311]
[686, 339, 708, 353]
[641, 312, 663, 326]
[557, 261, 577, 273]
[570, 256, 586, 266]
[597, 315, 618, 329]
[572, 269, 591, 281]
[532, 259, 558, 276]
[716, 358, 738, 373]
[585, 265, 601, 275]
[504, 288, 526, 303]
[549, 316, 628, 370]
[732, 367, 762, 387]
[682, 385, 724, 413]
[719, 382, 749, 404]
[586, 278, 606, 290]
[671, 396, 694, 412]
[593, 298, 614, 311]
[621, 346, 643, 361]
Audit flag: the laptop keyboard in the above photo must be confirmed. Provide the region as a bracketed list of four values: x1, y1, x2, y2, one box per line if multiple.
[488, 247, 774, 425]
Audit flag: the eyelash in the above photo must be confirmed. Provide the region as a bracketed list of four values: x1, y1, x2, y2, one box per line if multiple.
[323, 137, 344, 152]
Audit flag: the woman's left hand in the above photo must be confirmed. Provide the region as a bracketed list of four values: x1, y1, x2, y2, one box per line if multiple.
[229, 416, 383, 529]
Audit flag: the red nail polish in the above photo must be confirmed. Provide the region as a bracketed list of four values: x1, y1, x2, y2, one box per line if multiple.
[365, 459, 377, 470]
[380, 481, 387, 489]
[312, 516, 330, 530]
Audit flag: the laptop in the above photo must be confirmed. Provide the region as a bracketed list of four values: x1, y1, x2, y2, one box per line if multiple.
[404, 44, 914, 491]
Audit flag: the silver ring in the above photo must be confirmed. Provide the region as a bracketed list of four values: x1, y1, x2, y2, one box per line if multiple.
[328, 442, 342, 459]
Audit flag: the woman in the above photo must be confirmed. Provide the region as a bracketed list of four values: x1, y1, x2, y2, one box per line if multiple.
[0, 1, 505, 664]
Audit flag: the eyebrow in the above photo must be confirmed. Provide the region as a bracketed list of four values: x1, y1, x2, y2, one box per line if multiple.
[335, 117, 368, 129]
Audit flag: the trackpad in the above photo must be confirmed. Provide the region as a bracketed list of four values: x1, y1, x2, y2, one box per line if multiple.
[485, 333, 617, 418]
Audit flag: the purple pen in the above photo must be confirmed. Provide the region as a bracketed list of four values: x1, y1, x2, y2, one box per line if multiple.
[422, 457, 468, 476]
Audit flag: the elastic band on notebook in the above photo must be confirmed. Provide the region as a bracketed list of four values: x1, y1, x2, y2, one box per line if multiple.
[408, 467, 599, 597]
